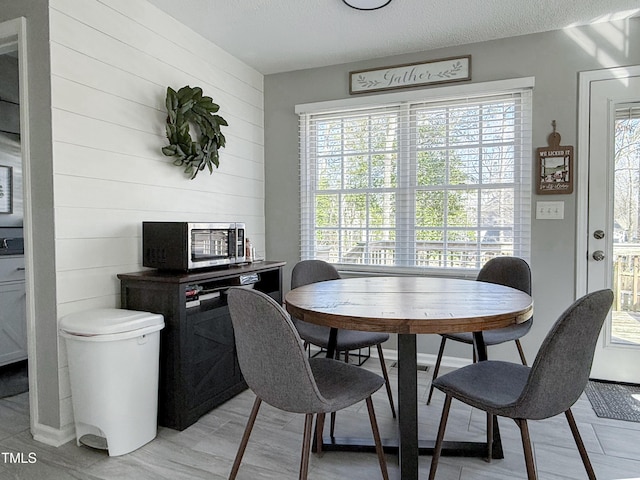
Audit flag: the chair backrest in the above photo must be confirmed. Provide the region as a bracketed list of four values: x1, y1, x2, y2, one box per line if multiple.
[514, 289, 613, 420]
[476, 256, 532, 295]
[291, 260, 340, 289]
[227, 287, 330, 413]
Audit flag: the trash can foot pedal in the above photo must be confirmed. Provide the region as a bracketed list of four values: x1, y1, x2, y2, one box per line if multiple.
[79, 434, 108, 451]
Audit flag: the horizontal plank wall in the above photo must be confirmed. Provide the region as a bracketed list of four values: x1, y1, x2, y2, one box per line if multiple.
[49, 0, 264, 433]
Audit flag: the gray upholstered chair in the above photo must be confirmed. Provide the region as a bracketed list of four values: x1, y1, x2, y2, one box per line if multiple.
[226, 287, 389, 480]
[291, 260, 396, 424]
[428, 289, 614, 480]
[427, 256, 532, 404]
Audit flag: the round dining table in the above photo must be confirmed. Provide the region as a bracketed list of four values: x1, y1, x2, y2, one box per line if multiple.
[285, 276, 533, 480]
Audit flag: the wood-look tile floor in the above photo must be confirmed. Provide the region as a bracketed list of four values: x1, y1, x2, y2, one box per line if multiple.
[1, 360, 639, 479]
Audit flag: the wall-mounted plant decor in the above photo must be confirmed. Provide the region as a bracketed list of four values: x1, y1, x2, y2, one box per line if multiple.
[162, 86, 228, 179]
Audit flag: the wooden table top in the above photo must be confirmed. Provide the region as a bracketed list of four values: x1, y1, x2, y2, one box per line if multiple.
[285, 276, 533, 335]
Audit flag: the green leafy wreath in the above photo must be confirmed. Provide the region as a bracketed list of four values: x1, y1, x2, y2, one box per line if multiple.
[161, 86, 228, 179]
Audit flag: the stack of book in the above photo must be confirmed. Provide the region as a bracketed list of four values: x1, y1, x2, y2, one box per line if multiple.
[185, 285, 201, 308]
[185, 284, 222, 308]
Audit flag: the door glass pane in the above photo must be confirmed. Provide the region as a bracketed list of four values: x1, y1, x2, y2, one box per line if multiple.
[612, 105, 640, 346]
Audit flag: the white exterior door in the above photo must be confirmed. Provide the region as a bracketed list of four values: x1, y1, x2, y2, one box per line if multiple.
[578, 67, 640, 382]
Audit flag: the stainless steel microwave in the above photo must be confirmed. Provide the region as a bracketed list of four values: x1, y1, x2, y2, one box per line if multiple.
[142, 222, 246, 271]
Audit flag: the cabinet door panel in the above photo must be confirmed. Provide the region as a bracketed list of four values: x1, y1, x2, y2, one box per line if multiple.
[0, 282, 27, 366]
[0, 258, 26, 283]
[186, 306, 242, 409]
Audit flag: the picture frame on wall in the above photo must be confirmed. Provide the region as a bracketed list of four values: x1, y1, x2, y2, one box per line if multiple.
[0, 165, 12, 214]
[536, 146, 573, 194]
[536, 123, 574, 195]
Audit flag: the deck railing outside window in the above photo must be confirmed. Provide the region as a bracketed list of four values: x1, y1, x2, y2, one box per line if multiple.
[317, 240, 513, 269]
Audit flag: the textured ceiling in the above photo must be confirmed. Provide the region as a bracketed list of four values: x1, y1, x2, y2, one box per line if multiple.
[147, 0, 640, 74]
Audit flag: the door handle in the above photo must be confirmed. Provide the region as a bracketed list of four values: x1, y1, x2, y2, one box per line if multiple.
[592, 250, 605, 261]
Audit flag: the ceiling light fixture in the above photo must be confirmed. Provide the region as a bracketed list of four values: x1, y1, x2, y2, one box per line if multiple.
[342, 0, 392, 11]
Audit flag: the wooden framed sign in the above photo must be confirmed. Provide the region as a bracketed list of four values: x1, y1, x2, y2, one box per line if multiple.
[349, 55, 471, 94]
[536, 123, 573, 195]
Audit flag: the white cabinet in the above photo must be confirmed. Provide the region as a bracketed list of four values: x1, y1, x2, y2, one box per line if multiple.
[0, 256, 26, 367]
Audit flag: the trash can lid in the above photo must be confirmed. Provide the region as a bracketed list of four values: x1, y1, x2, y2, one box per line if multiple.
[59, 308, 164, 336]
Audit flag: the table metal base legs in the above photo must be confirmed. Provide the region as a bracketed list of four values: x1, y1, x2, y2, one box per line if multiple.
[398, 333, 419, 476]
[318, 435, 503, 458]
[318, 330, 503, 480]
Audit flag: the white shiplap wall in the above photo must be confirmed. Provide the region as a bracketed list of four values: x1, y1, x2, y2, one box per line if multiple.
[49, 0, 264, 431]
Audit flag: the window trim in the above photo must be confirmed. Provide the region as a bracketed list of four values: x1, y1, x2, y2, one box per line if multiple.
[295, 77, 535, 115]
[297, 77, 534, 277]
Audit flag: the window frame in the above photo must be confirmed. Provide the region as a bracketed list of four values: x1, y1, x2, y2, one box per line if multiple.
[296, 78, 534, 277]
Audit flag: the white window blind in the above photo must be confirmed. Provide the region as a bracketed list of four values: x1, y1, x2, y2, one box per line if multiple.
[615, 103, 640, 121]
[298, 81, 533, 274]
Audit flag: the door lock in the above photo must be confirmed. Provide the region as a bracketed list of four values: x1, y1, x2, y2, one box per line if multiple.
[592, 250, 605, 261]
[593, 230, 605, 240]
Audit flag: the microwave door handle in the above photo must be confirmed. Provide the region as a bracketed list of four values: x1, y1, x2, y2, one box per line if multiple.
[232, 229, 238, 259]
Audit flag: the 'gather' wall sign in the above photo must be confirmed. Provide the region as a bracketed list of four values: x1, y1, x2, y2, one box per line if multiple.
[349, 55, 471, 94]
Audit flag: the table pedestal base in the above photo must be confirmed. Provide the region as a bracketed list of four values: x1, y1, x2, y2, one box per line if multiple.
[318, 435, 504, 458]
[330, 333, 502, 479]
[312, 332, 503, 480]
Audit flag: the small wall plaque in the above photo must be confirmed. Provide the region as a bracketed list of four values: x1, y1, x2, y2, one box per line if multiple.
[536, 121, 573, 195]
[349, 55, 471, 94]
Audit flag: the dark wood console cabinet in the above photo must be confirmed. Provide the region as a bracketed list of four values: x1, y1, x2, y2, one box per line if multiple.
[118, 261, 285, 431]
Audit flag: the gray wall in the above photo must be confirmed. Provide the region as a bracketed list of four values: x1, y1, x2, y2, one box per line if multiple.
[0, 0, 59, 431]
[264, 18, 640, 362]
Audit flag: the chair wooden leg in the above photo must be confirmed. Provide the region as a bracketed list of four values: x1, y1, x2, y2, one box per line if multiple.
[428, 394, 452, 480]
[299, 413, 314, 480]
[515, 339, 527, 365]
[365, 397, 389, 480]
[229, 396, 262, 480]
[330, 411, 336, 437]
[328, 348, 347, 434]
[486, 413, 494, 462]
[315, 413, 325, 454]
[376, 344, 396, 418]
[565, 408, 596, 480]
[516, 418, 537, 480]
[427, 337, 447, 405]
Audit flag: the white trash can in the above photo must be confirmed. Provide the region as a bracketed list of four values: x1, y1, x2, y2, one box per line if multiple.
[59, 308, 164, 456]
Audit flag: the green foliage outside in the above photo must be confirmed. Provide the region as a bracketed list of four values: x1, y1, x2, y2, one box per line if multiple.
[312, 103, 517, 266]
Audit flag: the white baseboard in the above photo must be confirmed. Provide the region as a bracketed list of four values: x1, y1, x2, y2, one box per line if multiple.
[30, 422, 75, 448]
